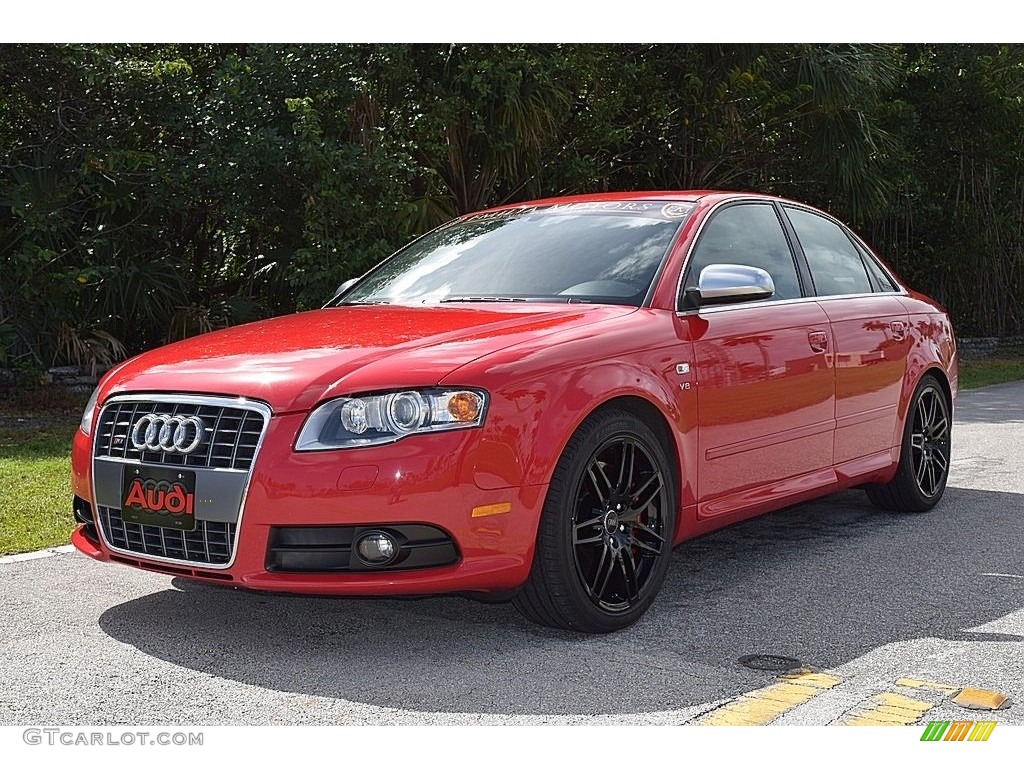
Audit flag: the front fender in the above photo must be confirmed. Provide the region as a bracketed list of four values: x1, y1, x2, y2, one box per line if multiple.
[443, 310, 695, 505]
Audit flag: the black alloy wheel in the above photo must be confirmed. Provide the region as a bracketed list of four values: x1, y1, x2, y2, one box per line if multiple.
[909, 382, 951, 499]
[571, 435, 669, 613]
[866, 374, 952, 513]
[514, 408, 676, 633]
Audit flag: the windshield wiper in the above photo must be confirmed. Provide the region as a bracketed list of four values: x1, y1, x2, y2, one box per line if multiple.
[440, 296, 530, 303]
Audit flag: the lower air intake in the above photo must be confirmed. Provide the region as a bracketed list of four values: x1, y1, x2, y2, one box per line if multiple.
[98, 505, 236, 566]
[266, 524, 459, 572]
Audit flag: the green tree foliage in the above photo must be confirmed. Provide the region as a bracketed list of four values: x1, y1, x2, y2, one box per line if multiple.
[1, 43, 1022, 373]
[869, 44, 1024, 336]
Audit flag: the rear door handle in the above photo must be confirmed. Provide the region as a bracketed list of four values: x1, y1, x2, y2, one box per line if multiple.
[890, 320, 907, 341]
[808, 330, 829, 353]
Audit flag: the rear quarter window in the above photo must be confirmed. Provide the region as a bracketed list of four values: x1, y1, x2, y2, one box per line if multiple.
[856, 241, 900, 292]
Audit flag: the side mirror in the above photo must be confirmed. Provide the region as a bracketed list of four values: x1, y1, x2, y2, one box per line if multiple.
[686, 264, 775, 307]
[333, 278, 359, 300]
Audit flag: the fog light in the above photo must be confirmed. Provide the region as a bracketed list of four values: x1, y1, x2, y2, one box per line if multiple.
[355, 531, 398, 565]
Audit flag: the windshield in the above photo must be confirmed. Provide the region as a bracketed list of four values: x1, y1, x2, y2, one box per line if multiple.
[334, 201, 693, 307]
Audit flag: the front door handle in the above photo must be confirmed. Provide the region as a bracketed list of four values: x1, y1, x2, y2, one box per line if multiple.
[808, 330, 829, 353]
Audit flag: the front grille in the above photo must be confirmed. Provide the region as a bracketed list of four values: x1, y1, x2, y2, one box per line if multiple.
[94, 399, 265, 471]
[98, 505, 235, 565]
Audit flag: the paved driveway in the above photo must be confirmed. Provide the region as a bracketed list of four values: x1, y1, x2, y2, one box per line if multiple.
[2, 382, 1022, 725]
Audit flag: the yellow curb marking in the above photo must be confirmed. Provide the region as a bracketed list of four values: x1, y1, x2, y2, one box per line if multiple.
[875, 692, 934, 712]
[697, 673, 1004, 727]
[843, 691, 934, 726]
[896, 677, 959, 693]
[846, 713, 905, 726]
[779, 671, 843, 689]
[699, 670, 842, 726]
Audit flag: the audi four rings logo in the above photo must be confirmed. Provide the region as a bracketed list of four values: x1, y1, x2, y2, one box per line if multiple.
[130, 414, 206, 454]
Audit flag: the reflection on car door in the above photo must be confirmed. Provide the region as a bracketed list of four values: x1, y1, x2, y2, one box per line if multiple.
[783, 206, 910, 470]
[678, 202, 836, 518]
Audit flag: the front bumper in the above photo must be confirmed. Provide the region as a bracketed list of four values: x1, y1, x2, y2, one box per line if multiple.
[71, 409, 546, 595]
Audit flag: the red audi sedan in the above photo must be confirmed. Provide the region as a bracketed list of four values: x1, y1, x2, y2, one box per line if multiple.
[70, 192, 957, 633]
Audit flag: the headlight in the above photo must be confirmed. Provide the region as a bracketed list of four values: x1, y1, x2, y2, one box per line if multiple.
[295, 388, 488, 450]
[80, 386, 101, 436]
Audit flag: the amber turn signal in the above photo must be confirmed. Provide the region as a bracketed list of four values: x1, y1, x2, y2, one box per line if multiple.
[448, 391, 481, 422]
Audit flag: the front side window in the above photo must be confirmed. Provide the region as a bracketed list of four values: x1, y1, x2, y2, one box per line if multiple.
[681, 202, 802, 306]
[336, 202, 692, 307]
[785, 207, 872, 296]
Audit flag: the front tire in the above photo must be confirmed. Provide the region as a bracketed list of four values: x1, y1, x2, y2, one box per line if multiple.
[866, 373, 951, 513]
[513, 408, 676, 633]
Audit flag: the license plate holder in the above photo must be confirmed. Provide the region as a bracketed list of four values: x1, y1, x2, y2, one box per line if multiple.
[121, 465, 197, 531]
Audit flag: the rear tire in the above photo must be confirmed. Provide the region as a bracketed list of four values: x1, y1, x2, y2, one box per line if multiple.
[513, 408, 676, 633]
[866, 373, 951, 513]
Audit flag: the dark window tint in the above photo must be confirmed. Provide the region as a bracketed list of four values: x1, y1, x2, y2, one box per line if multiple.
[683, 203, 801, 304]
[786, 207, 872, 296]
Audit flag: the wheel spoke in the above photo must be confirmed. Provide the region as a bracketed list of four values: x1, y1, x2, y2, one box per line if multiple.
[587, 465, 611, 505]
[911, 433, 926, 452]
[593, 548, 616, 599]
[631, 537, 661, 556]
[626, 474, 663, 516]
[575, 531, 604, 546]
[588, 543, 609, 596]
[620, 552, 639, 603]
[574, 513, 604, 532]
[915, 453, 928, 486]
[931, 416, 948, 439]
[933, 448, 949, 472]
[633, 552, 650, 585]
[616, 440, 636, 494]
[632, 520, 665, 544]
[618, 552, 634, 606]
[927, 392, 939, 429]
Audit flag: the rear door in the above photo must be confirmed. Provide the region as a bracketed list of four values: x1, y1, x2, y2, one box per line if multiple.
[782, 205, 910, 468]
[677, 201, 836, 518]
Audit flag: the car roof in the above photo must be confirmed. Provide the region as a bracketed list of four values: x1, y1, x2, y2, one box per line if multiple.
[478, 190, 785, 213]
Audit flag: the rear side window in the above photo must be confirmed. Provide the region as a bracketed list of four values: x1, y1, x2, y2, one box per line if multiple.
[786, 207, 872, 296]
[683, 203, 802, 305]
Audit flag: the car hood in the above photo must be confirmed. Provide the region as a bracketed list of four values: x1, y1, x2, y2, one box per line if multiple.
[102, 304, 636, 412]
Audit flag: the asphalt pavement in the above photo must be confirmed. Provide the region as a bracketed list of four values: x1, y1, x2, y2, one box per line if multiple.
[1, 381, 1022, 725]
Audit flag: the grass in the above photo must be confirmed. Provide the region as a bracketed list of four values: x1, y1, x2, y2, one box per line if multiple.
[0, 422, 77, 555]
[0, 388, 87, 556]
[958, 356, 1024, 390]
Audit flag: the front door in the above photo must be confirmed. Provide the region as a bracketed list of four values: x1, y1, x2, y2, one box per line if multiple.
[677, 202, 836, 518]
